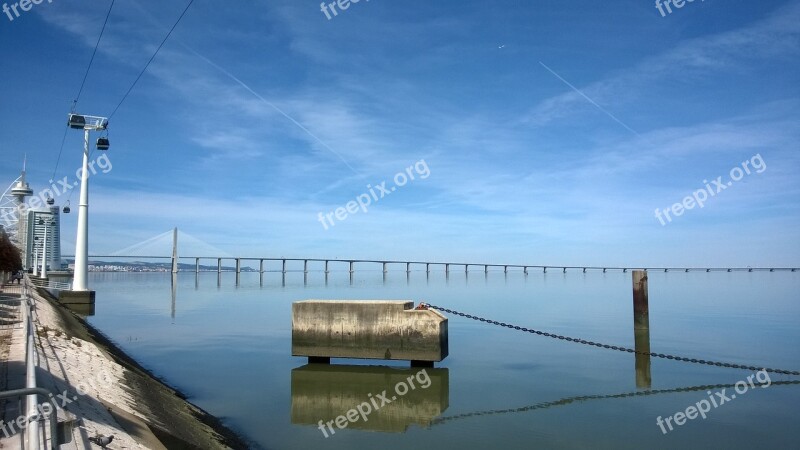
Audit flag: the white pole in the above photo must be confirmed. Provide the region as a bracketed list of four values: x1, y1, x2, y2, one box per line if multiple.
[73, 128, 90, 291]
[41, 220, 48, 279]
[32, 247, 38, 277]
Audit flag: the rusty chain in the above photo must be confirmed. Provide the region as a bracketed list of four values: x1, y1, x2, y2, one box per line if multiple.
[421, 303, 800, 376]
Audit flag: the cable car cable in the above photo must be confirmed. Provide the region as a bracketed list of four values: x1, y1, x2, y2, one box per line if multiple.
[108, 0, 195, 120]
[50, 0, 116, 187]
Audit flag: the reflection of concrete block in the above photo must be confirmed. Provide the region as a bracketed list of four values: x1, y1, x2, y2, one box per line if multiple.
[292, 300, 448, 362]
[291, 364, 449, 433]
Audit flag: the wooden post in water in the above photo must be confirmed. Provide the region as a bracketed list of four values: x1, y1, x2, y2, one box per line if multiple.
[195, 258, 200, 274]
[383, 262, 388, 274]
[282, 259, 287, 274]
[632, 270, 651, 388]
[632, 270, 649, 330]
[304, 260, 308, 274]
[634, 327, 651, 388]
[260, 259, 264, 273]
[236, 258, 241, 274]
[217, 258, 222, 274]
[325, 260, 329, 274]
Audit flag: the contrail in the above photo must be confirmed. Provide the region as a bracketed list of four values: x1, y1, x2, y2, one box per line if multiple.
[186, 46, 361, 175]
[539, 61, 643, 139]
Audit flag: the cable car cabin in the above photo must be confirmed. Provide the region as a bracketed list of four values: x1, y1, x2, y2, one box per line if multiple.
[96, 137, 110, 150]
[46, 196, 54, 205]
[68, 114, 86, 129]
[62, 205, 71, 214]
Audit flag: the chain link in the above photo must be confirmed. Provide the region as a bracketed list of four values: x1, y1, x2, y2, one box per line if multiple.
[421, 303, 800, 377]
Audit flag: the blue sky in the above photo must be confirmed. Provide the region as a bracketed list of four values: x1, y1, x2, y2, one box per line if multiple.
[1, 0, 798, 266]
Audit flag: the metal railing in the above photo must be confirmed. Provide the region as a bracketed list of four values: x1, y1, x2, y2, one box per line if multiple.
[28, 277, 71, 291]
[0, 278, 60, 450]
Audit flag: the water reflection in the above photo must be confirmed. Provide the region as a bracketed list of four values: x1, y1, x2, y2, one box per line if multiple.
[430, 380, 800, 426]
[291, 364, 450, 433]
[66, 302, 95, 316]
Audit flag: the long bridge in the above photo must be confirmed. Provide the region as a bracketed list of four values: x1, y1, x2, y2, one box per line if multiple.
[62, 229, 798, 278]
[63, 255, 798, 275]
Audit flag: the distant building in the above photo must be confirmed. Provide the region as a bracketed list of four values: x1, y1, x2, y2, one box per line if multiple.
[25, 206, 61, 271]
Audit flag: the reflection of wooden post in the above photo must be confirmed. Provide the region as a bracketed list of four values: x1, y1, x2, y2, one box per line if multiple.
[632, 270, 649, 330]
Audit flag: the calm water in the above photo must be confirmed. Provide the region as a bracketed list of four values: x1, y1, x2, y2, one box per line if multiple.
[84, 268, 800, 449]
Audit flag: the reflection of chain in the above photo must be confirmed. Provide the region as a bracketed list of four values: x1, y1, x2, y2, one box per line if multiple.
[421, 303, 800, 376]
[431, 380, 800, 426]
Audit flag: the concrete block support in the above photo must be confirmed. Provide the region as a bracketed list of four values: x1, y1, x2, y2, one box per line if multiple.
[292, 300, 448, 364]
[59, 290, 96, 305]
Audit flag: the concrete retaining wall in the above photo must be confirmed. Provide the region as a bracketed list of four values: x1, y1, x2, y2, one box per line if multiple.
[292, 300, 448, 362]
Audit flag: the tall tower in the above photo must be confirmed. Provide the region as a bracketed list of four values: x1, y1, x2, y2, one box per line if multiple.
[25, 207, 61, 272]
[10, 158, 34, 265]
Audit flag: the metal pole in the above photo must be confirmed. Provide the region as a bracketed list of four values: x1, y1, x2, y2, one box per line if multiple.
[72, 128, 90, 291]
[171, 228, 178, 274]
[41, 221, 48, 279]
[32, 247, 38, 277]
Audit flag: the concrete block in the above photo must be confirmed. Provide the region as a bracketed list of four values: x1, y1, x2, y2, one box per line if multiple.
[292, 300, 448, 362]
[59, 290, 96, 305]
